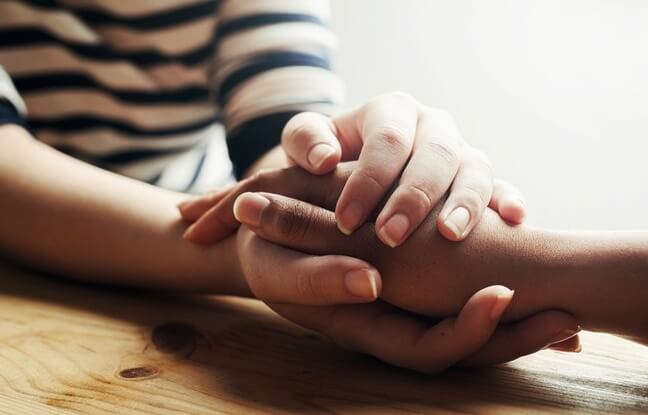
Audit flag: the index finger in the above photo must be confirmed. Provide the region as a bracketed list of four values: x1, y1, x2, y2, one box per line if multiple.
[335, 93, 418, 235]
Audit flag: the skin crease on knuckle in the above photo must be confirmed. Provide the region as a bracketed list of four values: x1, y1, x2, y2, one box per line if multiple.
[271, 197, 323, 244]
[237, 230, 270, 301]
[370, 125, 411, 156]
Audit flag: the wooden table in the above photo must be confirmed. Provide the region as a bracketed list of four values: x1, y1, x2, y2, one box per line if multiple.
[0, 258, 646, 414]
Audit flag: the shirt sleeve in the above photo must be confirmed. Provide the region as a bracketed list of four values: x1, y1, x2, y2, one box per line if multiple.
[213, 0, 344, 178]
[0, 66, 28, 127]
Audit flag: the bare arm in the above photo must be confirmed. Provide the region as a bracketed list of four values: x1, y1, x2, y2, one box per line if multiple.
[0, 124, 248, 294]
[224, 164, 648, 343]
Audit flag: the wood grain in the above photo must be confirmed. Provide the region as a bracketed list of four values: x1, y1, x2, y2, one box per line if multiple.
[0, 258, 646, 414]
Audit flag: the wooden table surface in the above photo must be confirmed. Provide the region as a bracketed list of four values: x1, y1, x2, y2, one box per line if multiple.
[0, 258, 646, 414]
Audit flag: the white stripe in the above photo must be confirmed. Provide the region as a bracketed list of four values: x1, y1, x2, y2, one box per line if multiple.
[223, 66, 344, 130]
[213, 44, 330, 86]
[108, 151, 182, 181]
[95, 17, 216, 56]
[219, 0, 330, 21]
[188, 128, 235, 193]
[0, 2, 100, 44]
[0, 66, 27, 115]
[38, 128, 213, 157]
[24, 90, 215, 129]
[35, 124, 216, 156]
[1, 46, 159, 90]
[157, 125, 234, 193]
[216, 23, 336, 65]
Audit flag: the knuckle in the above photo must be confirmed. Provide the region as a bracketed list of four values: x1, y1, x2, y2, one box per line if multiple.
[274, 201, 315, 241]
[285, 119, 318, 145]
[424, 141, 460, 166]
[400, 183, 435, 214]
[354, 167, 390, 193]
[459, 183, 490, 209]
[371, 125, 409, 154]
[294, 269, 318, 300]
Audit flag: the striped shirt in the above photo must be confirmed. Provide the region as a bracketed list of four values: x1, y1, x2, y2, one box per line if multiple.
[0, 0, 343, 192]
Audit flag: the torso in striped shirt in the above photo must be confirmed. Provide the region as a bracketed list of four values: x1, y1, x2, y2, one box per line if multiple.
[0, 0, 342, 192]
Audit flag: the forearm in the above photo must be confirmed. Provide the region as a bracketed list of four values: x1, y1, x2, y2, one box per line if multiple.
[0, 125, 248, 295]
[364, 207, 648, 341]
[516, 228, 648, 340]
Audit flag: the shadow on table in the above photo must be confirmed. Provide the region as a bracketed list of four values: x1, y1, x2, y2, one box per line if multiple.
[0, 258, 643, 413]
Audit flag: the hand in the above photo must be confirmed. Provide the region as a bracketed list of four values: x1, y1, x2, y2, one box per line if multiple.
[269, 291, 580, 373]
[179, 93, 526, 245]
[234, 214, 382, 305]
[282, 92, 525, 245]
[230, 177, 579, 371]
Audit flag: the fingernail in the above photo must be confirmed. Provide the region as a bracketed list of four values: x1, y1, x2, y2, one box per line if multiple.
[344, 269, 379, 299]
[338, 200, 364, 235]
[546, 327, 581, 346]
[444, 207, 470, 239]
[378, 212, 410, 247]
[307, 143, 336, 169]
[489, 289, 514, 321]
[233, 193, 270, 227]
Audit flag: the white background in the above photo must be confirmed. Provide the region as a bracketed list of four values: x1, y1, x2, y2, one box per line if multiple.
[330, 0, 648, 231]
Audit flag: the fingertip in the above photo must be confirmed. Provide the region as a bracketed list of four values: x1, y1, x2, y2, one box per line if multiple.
[499, 198, 526, 224]
[344, 267, 381, 300]
[336, 200, 364, 236]
[233, 192, 270, 227]
[438, 206, 471, 241]
[436, 215, 463, 242]
[489, 288, 514, 321]
[305, 143, 340, 174]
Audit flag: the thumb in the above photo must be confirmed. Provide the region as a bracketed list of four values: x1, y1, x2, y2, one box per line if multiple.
[282, 112, 342, 174]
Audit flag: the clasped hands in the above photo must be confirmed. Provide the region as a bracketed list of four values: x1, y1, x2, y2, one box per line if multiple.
[178, 93, 580, 373]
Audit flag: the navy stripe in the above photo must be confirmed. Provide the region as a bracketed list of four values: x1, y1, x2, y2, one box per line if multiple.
[184, 148, 208, 191]
[57, 145, 195, 164]
[217, 13, 325, 37]
[29, 115, 219, 137]
[218, 52, 330, 104]
[0, 28, 214, 67]
[24, 0, 220, 30]
[227, 111, 300, 178]
[14, 73, 210, 104]
[0, 98, 26, 128]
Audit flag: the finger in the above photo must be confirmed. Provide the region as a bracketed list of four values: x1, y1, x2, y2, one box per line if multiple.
[489, 179, 527, 224]
[272, 285, 513, 374]
[437, 147, 494, 241]
[238, 227, 381, 305]
[459, 311, 581, 367]
[281, 112, 342, 174]
[177, 186, 234, 224]
[183, 165, 350, 244]
[375, 110, 461, 247]
[233, 191, 361, 258]
[335, 93, 418, 235]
